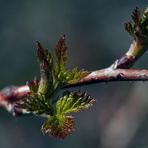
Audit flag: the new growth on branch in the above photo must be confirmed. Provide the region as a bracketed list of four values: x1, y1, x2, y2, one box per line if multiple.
[0, 7, 148, 139]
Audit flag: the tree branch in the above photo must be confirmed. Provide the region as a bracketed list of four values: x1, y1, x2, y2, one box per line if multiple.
[1, 68, 148, 115]
[65, 68, 148, 88]
[0, 86, 30, 115]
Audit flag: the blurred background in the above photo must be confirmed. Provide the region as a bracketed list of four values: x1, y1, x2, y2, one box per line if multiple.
[0, 0, 148, 148]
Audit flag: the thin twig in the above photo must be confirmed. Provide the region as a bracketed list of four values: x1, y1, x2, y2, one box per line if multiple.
[64, 68, 148, 88]
[1, 68, 148, 115]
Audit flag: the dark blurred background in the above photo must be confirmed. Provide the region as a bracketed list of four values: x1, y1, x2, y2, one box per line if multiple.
[0, 0, 148, 148]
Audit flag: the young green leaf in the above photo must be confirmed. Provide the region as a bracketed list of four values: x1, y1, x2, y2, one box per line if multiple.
[55, 68, 89, 85]
[42, 115, 74, 139]
[66, 68, 90, 84]
[19, 93, 54, 116]
[56, 91, 95, 114]
[125, 7, 148, 44]
[54, 36, 89, 85]
[55, 35, 67, 73]
[37, 42, 54, 67]
[37, 42, 54, 96]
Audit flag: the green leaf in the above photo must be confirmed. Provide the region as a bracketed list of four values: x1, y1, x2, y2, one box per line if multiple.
[37, 42, 54, 67]
[55, 35, 67, 73]
[54, 36, 89, 85]
[42, 115, 74, 139]
[66, 68, 89, 84]
[56, 68, 89, 84]
[37, 42, 54, 96]
[19, 93, 54, 116]
[125, 7, 148, 44]
[56, 91, 95, 114]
